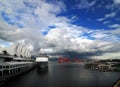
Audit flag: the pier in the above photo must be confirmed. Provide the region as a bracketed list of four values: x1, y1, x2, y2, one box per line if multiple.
[0, 62, 36, 83]
[0, 44, 37, 84]
[85, 61, 120, 72]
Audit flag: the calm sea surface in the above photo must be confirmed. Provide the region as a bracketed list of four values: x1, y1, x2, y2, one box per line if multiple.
[2, 62, 120, 87]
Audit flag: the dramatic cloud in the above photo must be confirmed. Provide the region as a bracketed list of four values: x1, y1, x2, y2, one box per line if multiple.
[40, 26, 114, 56]
[0, 0, 66, 49]
[0, 0, 120, 59]
[91, 42, 120, 59]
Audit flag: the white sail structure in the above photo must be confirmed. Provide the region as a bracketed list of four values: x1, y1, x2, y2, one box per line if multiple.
[19, 45, 23, 58]
[13, 43, 19, 56]
[26, 49, 29, 59]
[24, 48, 28, 58]
[0, 43, 32, 60]
[17, 45, 32, 59]
[27, 50, 31, 59]
[5, 43, 19, 56]
[26, 49, 31, 59]
[17, 45, 22, 57]
[21, 47, 26, 58]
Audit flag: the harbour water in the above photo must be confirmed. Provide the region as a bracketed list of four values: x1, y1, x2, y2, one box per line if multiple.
[2, 62, 120, 87]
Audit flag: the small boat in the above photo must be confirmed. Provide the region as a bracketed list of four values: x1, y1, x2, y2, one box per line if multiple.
[35, 54, 48, 71]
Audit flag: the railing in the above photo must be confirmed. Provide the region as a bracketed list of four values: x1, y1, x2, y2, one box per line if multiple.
[113, 79, 120, 87]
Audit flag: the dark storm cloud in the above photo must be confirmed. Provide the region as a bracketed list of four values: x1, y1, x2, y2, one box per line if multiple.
[57, 51, 103, 59]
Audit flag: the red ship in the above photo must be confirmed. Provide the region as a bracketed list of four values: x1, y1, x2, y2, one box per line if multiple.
[58, 57, 85, 63]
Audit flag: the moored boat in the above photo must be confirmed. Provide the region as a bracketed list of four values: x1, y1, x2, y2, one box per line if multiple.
[35, 54, 48, 71]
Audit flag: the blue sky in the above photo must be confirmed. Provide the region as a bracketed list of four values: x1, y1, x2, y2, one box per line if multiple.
[0, 0, 120, 59]
[1, 0, 120, 30]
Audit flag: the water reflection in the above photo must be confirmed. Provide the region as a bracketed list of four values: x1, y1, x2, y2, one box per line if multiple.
[48, 62, 120, 87]
[2, 62, 120, 87]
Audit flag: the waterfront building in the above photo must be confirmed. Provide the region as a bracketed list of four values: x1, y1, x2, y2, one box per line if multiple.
[0, 43, 36, 84]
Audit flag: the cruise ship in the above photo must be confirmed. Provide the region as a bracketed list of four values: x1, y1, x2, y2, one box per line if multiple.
[35, 54, 48, 71]
[0, 43, 36, 84]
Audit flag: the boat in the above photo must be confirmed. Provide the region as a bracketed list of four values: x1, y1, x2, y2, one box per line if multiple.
[35, 54, 48, 71]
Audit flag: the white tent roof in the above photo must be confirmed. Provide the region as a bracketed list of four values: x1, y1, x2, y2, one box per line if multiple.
[0, 44, 32, 59]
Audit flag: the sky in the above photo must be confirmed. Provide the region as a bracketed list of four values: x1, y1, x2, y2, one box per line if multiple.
[0, 0, 120, 59]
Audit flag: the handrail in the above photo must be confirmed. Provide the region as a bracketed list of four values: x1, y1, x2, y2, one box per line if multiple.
[113, 79, 120, 87]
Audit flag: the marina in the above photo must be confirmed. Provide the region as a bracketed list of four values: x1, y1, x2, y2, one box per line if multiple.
[0, 0, 120, 87]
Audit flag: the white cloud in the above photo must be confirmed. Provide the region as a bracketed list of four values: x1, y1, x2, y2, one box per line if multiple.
[0, 0, 67, 50]
[92, 41, 120, 60]
[105, 12, 116, 18]
[0, 0, 120, 59]
[92, 33, 108, 39]
[114, 0, 120, 4]
[109, 24, 120, 28]
[92, 52, 120, 60]
[0, 0, 67, 30]
[34, 0, 67, 28]
[111, 28, 120, 35]
[39, 48, 54, 54]
[41, 27, 114, 54]
[105, 1, 120, 14]
[97, 18, 105, 22]
[0, 15, 117, 58]
[77, 0, 96, 9]
[72, 16, 77, 19]
[97, 12, 116, 22]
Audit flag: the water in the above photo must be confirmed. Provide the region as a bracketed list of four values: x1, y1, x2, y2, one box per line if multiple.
[2, 62, 120, 87]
